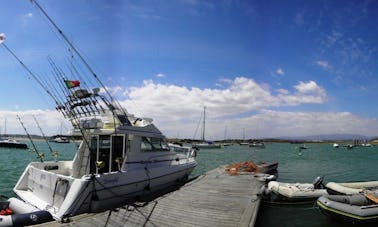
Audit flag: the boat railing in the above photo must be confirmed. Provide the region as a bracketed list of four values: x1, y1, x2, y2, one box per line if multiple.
[30, 161, 74, 176]
[144, 149, 196, 166]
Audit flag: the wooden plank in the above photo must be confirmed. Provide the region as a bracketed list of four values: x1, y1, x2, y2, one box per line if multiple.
[33, 166, 264, 227]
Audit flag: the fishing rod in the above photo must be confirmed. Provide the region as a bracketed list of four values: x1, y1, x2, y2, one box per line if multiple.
[30, 0, 131, 120]
[30, 1, 119, 105]
[16, 115, 44, 162]
[49, 57, 88, 118]
[32, 115, 58, 161]
[1, 43, 67, 118]
[65, 58, 104, 115]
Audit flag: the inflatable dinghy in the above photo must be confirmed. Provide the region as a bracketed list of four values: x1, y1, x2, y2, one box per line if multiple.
[317, 193, 378, 223]
[264, 176, 327, 202]
[0, 198, 52, 226]
[326, 181, 378, 195]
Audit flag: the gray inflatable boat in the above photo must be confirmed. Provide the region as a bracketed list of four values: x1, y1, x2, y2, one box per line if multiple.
[317, 193, 378, 223]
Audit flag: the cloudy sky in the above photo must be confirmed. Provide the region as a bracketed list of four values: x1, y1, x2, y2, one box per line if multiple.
[0, 0, 378, 139]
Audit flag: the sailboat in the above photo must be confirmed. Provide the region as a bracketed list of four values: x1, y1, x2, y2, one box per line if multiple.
[51, 123, 70, 143]
[193, 107, 221, 149]
[0, 119, 28, 149]
[0, 1, 197, 225]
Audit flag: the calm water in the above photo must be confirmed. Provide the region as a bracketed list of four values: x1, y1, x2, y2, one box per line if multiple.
[1, 141, 378, 226]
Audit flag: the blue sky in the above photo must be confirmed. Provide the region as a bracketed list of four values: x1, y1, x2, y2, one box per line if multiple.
[0, 0, 378, 139]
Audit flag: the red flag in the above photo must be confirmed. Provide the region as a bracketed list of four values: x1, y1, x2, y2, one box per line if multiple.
[64, 80, 80, 89]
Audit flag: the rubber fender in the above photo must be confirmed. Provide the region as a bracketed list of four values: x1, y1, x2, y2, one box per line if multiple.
[11, 210, 53, 227]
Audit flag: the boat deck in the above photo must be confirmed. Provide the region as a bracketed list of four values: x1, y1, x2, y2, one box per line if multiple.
[34, 166, 264, 227]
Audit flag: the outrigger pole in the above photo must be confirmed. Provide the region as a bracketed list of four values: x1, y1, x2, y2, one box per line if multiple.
[16, 115, 44, 162]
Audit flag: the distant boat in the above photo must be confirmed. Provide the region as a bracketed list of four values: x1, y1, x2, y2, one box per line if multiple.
[194, 141, 222, 149]
[249, 141, 265, 148]
[0, 138, 28, 149]
[51, 136, 70, 143]
[193, 107, 221, 149]
[0, 119, 28, 149]
[333, 143, 339, 148]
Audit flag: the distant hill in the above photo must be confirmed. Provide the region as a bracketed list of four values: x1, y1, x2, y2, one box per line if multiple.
[277, 134, 374, 141]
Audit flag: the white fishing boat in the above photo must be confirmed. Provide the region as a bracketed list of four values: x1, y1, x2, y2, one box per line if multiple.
[326, 181, 378, 195]
[0, 1, 197, 225]
[264, 176, 328, 202]
[317, 193, 378, 223]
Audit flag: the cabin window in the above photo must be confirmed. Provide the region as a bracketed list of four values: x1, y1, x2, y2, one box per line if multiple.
[89, 135, 126, 174]
[97, 135, 111, 174]
[111, 135, 125, 171]
[141, 137, 170, 152]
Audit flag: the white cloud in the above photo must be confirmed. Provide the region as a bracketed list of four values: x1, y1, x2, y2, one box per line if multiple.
[0, 109, 69, 136]
[155, 73, 165, 78]
[294, 81, 325, 95]
[276, 68, 285, 75]
[122, 77, 328, 122]
[117, 77, 340, 139]
[5, 77, 376, 140]
[316, 60, 332, 70]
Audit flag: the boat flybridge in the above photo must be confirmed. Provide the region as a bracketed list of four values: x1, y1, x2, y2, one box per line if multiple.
[11, 93, 197, 222]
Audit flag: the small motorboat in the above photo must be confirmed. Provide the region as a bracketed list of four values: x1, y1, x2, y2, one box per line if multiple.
[256, 161, 278, 174]
[0, 138, 28, 149]
[0, 198, 52, 226]
[264, 176, 328, 202]
[249, 141, 265, 148]
[317, 193, 378, 223]
[326, 181, 378, 195]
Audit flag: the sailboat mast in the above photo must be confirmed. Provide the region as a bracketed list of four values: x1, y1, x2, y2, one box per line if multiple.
[202, 106, 206, 141]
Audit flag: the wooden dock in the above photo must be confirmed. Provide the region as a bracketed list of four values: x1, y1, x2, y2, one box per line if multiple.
[35, 166, 264, 227]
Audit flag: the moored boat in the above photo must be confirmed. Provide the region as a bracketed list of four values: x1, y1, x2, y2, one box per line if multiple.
[193, 141, 221, 149]
[264, 176, 327, 202]
[193, 107, 221, 149]
[317, 193, 378, 223]
[0, 198, 52, 226]
[51, 136, 70, 143]
[0, 138, 28, 149]
[0, 0, 198, 224]
[249, 141, 265, 148]
[326, 181, 378, 195]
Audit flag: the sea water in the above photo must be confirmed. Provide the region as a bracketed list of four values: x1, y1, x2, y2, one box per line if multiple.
[1, 141, 378, 226]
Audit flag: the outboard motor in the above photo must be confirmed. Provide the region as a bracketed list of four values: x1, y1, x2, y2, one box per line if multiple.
[312, 176, 324, 189]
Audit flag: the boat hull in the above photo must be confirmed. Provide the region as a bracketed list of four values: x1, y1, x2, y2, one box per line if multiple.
[194, 143, 221, 149]
[317, 194, 378, 223]
[257, 162, 278, 174]
[0, 142, 28, 149]
[265, 181, 328, 202]
[14, 158, 197, 220]
[326, 181, 378, 195]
